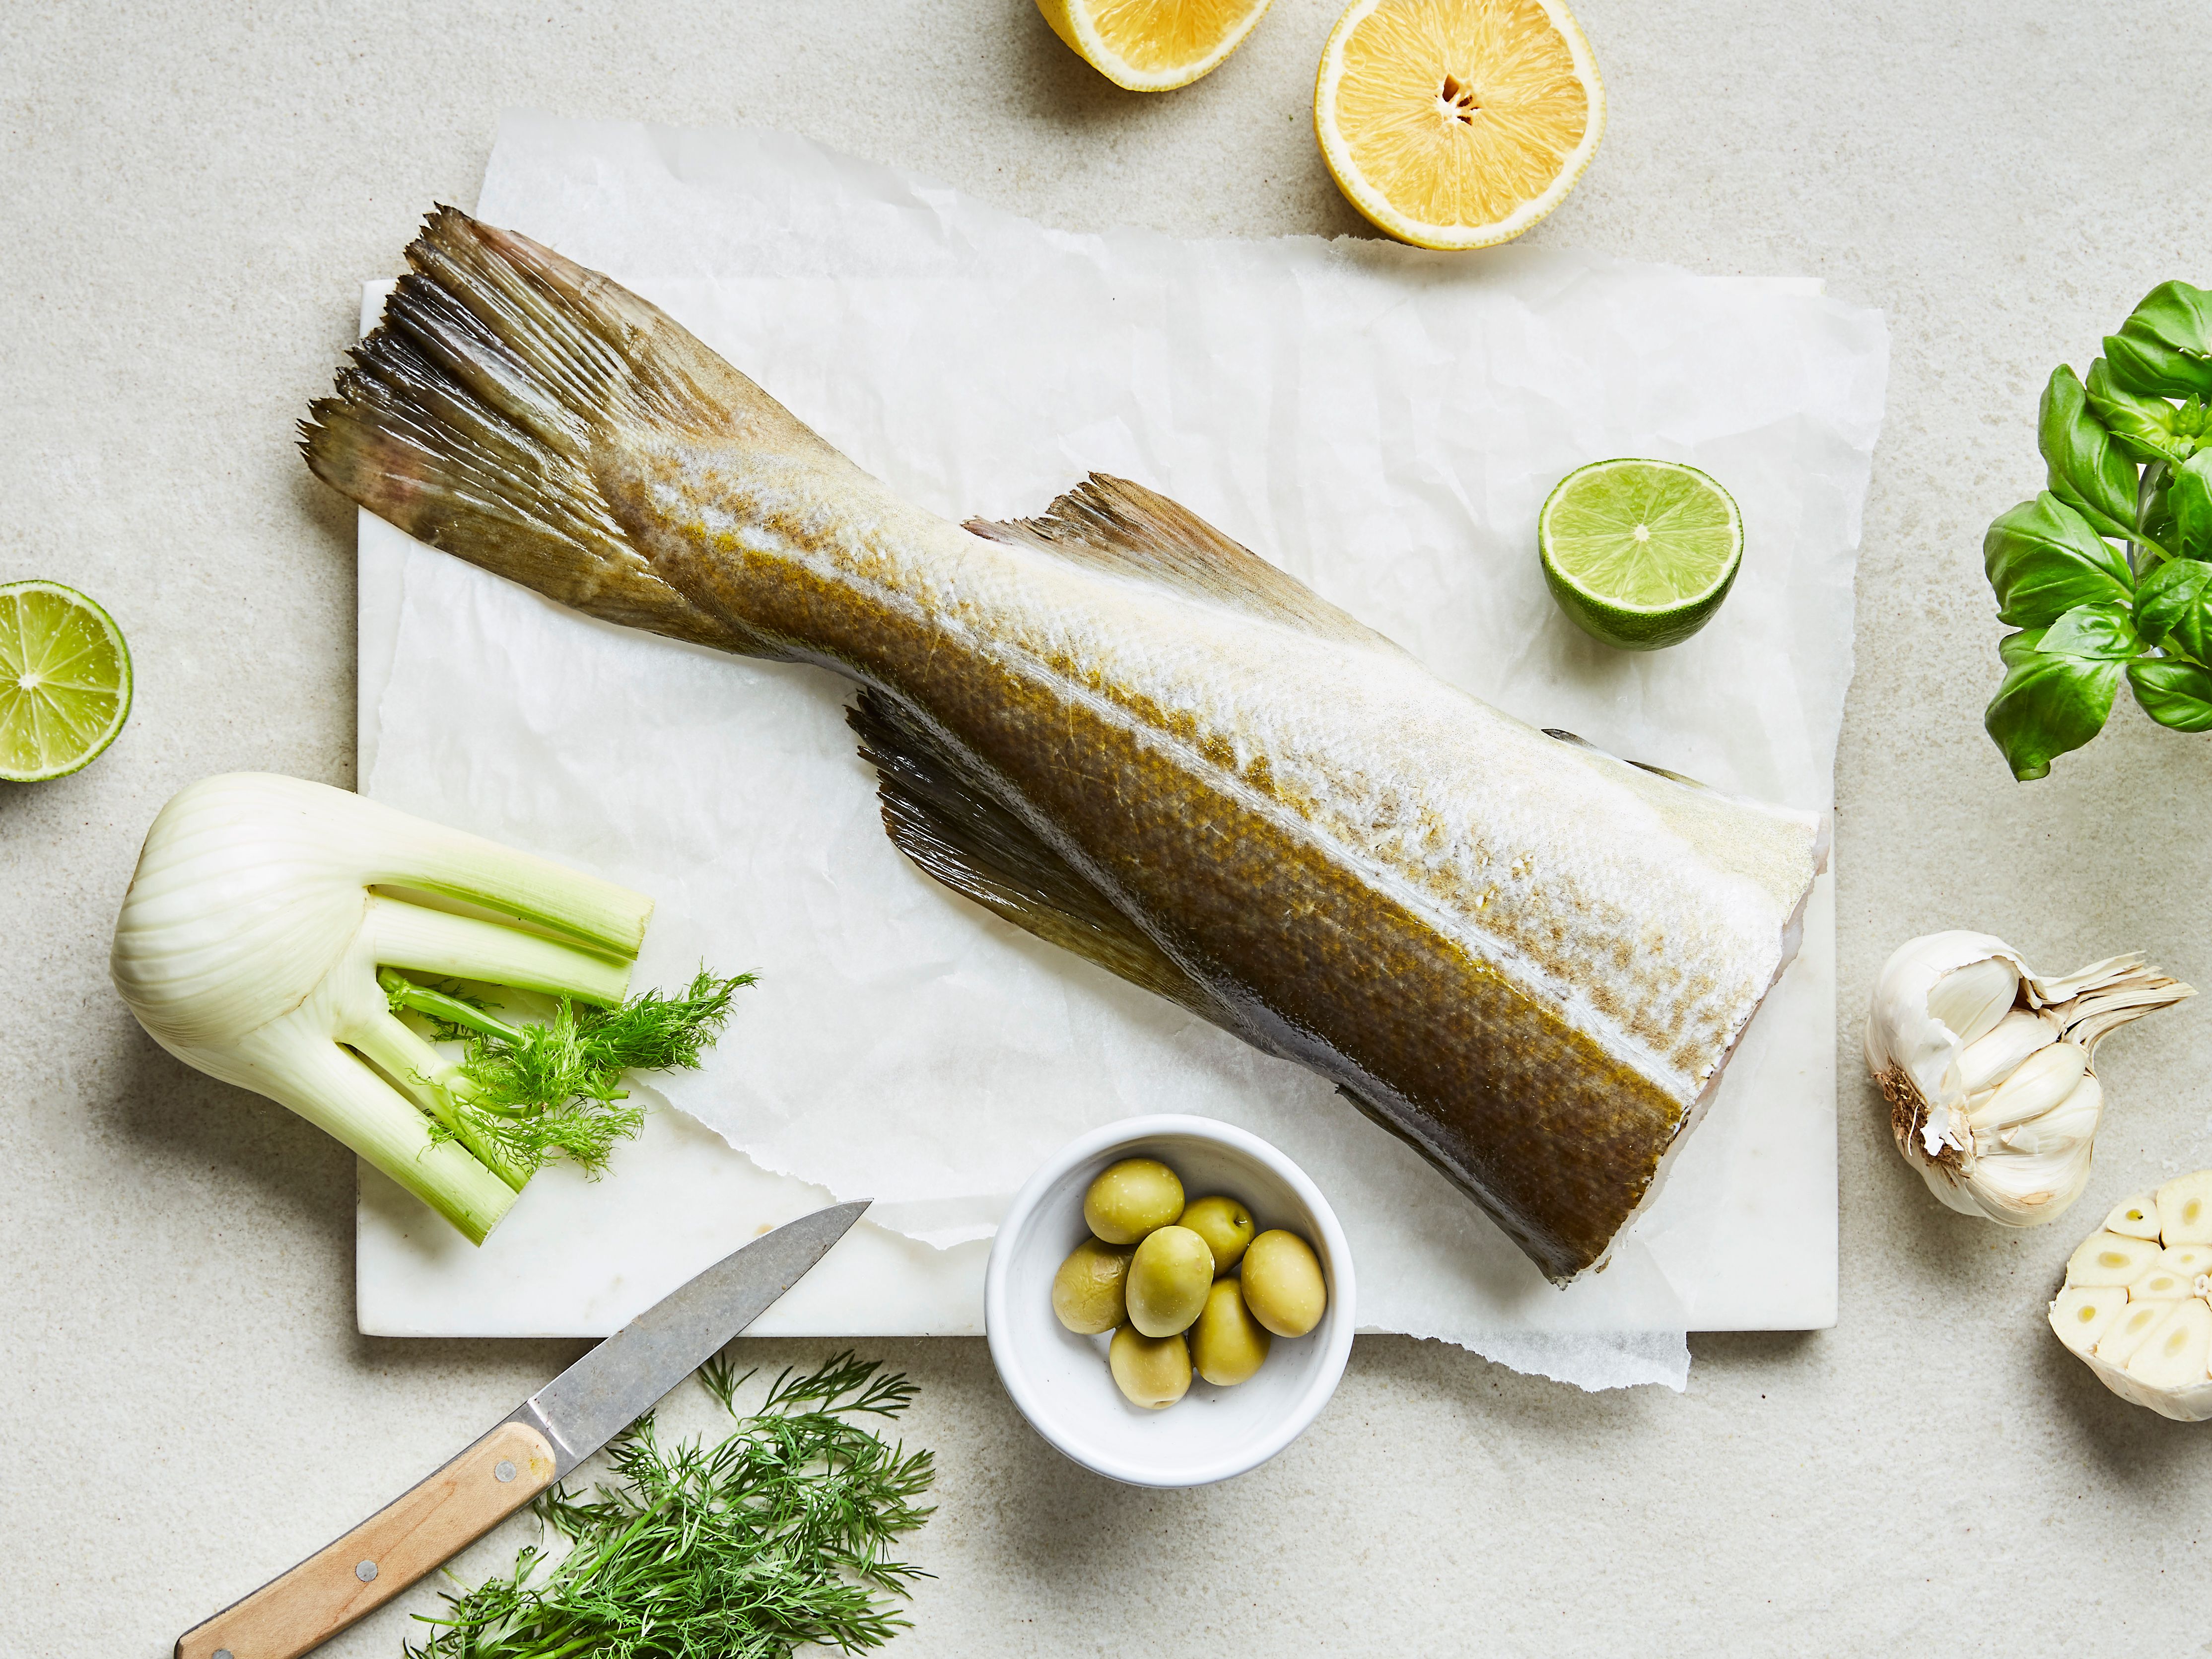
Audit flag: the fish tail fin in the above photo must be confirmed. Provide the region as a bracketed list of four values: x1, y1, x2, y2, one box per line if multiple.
[302, 207, 811, 649]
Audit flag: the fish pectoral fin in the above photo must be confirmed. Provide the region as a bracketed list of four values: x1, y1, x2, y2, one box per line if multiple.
[966, 474, 1403, 653]
[847, 689, 1237, 1028]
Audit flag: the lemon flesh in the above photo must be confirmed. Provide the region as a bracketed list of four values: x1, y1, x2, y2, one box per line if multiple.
[1315, 0, 1604, 250]
[0, 580, 133, 781]
[1538, 460, 1743, 651]
[1037, 0, 1274, 91]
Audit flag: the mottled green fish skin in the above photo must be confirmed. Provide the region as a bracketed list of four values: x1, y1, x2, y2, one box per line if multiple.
[304, 211, 1824, 1283]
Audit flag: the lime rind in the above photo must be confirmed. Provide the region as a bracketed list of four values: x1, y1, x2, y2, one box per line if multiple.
[0, 579, 133, 782]
[1537, 460, 1743, 650]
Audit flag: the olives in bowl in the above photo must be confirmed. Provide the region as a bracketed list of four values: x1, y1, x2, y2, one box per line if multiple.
[984, 1115, 1355, 1488]
[1051, 1161, 1329, 1404]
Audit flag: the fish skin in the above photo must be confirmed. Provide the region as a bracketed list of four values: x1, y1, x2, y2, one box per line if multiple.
[304, 210, 1823, 1282]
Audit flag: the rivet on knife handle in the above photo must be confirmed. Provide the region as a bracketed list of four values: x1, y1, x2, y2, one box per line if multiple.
[173, 1420, 556, 1659]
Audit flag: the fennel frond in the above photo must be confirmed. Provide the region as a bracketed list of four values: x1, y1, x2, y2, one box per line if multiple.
[380, 967, 756, 1178]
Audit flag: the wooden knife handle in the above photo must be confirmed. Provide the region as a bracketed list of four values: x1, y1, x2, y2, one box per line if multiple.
[174, 1418, 558, 1659]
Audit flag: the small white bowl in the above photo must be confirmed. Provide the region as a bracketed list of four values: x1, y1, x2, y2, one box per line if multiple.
[985, 1114, 1355, 1488]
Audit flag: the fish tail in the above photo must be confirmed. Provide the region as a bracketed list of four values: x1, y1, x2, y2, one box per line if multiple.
[301, 207, 812, 649]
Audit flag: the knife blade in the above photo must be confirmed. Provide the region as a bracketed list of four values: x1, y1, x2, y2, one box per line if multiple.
[511, 1198, 870, 1475]
[175, 1199, 869, 1659]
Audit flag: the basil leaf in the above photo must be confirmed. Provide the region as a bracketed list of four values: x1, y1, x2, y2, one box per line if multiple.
[2039, 365, 2143, 542]
[1985, 645, 2122, 781]
[2085, 357, 2192, 466]
[1997, 626, 2046, 668]
[2129, 657, 2212, 731]
[2134, 555, 2212, 660]
[2171, 450, 2212, 559]
[2036, 601, 2140, 659]
[1982, 492, 2133, 625]
[2103, 280, 2212, 400]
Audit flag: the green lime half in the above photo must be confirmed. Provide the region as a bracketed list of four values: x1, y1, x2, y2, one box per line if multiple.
[1538, 459, 1744, 651]
[0, 580, 132, 782]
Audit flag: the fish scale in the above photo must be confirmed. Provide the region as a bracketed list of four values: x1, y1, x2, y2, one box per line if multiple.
[304, 207, 1825, 1283]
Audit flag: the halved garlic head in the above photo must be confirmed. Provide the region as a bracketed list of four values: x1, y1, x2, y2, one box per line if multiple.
[1865, 931, 2191, 1226]
[2050, 1173, 2212, 1421]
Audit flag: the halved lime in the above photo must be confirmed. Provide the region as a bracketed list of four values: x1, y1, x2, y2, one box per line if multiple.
[1538, 459, 1743, 651]
[0, 580, 132, 782]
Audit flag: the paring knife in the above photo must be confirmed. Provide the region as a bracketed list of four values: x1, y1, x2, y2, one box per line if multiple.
[174, 1200, 870, 1659]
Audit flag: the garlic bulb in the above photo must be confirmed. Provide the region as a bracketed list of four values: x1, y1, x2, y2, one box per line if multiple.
[1865, 930, 2191, 1226]
[2050, 1173, 2212, 1421]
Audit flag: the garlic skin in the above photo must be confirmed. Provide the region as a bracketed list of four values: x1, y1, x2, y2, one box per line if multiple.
[2050, 1172, 2212, 1421]
[1865, 931, 2191, 1226]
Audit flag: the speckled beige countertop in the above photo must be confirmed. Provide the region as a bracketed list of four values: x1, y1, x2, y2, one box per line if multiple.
[5, 2, 2211, 1653]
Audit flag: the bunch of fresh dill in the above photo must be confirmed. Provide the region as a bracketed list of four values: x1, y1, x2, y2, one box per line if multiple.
[380, 966, 755, 1179]
[407, 1352, 935, 1659]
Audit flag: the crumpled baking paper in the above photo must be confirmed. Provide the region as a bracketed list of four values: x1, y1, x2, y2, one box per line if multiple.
[356, 111, 1885, 1392]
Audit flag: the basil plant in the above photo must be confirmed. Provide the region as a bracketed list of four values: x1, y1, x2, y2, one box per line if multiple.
[1984, 281, 2212, 779]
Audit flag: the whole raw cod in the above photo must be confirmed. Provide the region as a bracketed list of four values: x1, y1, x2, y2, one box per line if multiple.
[303, 209, 1824, 1282]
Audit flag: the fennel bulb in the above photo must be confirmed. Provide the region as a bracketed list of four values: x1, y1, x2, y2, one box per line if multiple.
[111, 772, 657, 1243]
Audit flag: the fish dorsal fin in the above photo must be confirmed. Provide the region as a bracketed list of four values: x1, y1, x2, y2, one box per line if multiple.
[966, 473, 1400, 652]
[846, 689, 1239, 1028]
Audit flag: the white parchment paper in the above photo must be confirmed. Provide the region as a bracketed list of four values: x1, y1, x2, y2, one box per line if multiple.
[356, 112, 1885, 1390]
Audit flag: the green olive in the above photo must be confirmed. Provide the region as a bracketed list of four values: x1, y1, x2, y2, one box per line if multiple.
[1083, 1158, 1185, 1244]
[1108, 1326, 1191, 1409]
[1180, 1194, 1256, 1273]
[1125, 1225, 1214, 1337]
[1190, 1276, 1271, 1385]
[1050, 1238, 1133, 1335]
[1240, 1230, 1326, 1337]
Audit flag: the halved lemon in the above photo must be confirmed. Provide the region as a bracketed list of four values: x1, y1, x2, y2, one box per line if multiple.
[1315, 0, 1605, 251]
[1036, 0, 1275, 92]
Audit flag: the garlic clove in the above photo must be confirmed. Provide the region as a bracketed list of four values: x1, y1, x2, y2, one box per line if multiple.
[2094, 1299, 2174, 1366]
[1957, 1009, 2059, 1095]
[2136, 1277, 2197, 1304]
[1927, 955, 2021, 1048]
[2155, 1171, 2212, 1245]
[1967, 1040, 2089, 1132]
[1964, 1142, 2092, 1220]
[2049, 1284, 2126, 1357]
[2104, 1193, 2162, 1240]
[1993, 1073, 2102, 1157]
[2065, 1231, 2161, 1287]
[2160, 1244, 2212, 1275]
[2123, 1300, 2212, 1389]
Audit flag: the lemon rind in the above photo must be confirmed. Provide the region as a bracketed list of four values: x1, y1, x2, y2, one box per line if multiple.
[1313, 0, 1607, 252]
[1040, 0, 1276, 93]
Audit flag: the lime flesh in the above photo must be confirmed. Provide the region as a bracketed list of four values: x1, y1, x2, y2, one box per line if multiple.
[1538, 459, 1743, 650]
[0, 580, 132, 781]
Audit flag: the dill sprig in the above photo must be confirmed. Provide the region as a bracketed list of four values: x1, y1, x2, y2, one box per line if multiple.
[406, 1352, 935, 1659]
[380, 966, 756, 1180]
